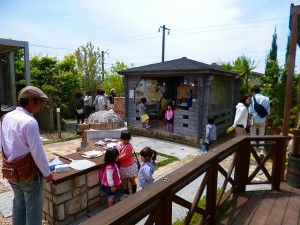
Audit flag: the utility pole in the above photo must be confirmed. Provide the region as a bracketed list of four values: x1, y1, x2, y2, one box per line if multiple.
[101, 49, 109, 81]
[158, 25, 170, 62]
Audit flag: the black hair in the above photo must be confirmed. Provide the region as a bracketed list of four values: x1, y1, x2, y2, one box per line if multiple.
[141, 97, 147, 104]
[75, 91, 82, 98]
[120, 130, 131, 140]
[140, 147, 156, 164]
[250, 85, 260, 94]
[207, 116, 215, 124]
[167, 102, 173, 109]
[240, 94, 250, 106]
[104, 147, 119, 167]
[19, 98, 39, 106]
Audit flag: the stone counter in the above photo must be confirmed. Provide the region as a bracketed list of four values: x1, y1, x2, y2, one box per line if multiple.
[43, 149, 105, 225]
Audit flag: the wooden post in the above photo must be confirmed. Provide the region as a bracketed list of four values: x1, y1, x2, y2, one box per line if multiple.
[283, 4, 298, 136]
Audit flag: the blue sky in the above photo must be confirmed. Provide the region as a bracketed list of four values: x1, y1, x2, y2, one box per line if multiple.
[1, 0, 300, 73]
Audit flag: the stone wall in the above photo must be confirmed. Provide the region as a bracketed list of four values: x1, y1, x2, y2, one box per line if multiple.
[128, 126, 199, 147]
[43, 169, 105, 225]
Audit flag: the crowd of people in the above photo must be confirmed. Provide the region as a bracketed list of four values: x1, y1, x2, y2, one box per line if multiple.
[75, 88, 117, 123]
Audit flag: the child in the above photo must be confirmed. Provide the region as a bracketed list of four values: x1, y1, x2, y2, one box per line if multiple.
[165, 102, 174, 133]
[101, 148, 121, 207]
[160, 91, 170, 119]
[139, 97, 150, 129]
[202, 116, 217, 153]
[116, 130, 138, 199]
[138, 147, 157, 189]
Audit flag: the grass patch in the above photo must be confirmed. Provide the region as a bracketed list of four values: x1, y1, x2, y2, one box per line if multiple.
[156, 151, 179, 168]
[133, 151, 179, 169]
[173, 189, 232, 225]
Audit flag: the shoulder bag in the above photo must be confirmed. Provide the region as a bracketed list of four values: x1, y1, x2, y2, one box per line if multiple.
[253, 96, 268, 118]
[1, 116, 38, 181]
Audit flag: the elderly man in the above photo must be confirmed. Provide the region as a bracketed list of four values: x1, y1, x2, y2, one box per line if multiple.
[0, 86, 53, 225]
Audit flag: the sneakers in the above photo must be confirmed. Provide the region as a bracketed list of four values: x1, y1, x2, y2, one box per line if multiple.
[120, 194, 129, 200]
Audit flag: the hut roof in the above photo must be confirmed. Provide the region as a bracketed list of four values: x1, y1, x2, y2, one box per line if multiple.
[118, 57, 237, 76]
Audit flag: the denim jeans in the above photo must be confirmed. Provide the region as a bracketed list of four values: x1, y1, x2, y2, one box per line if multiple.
[201, 140, 215, 152]
[8, 173, 44, 225]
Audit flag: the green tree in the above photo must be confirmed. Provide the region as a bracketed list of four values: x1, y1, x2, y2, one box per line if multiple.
[233, 55, 257, 93]
[260, 29, 283, 127]
[74, 42, 102, 92]
[30, 55, 81, 119]
[102, 61, 133, 96]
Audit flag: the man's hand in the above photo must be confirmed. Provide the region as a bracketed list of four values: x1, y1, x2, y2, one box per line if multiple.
[44, 174, 53, 183]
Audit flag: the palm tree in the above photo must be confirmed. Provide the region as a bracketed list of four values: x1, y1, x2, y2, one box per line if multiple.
[233, 55, 257, 92]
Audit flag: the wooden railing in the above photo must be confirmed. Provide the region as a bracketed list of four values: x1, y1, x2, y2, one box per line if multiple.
[81, 135, 286, 225]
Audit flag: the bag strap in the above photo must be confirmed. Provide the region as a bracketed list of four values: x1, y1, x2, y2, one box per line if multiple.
[132, 150, 140, 166]
[119, 144, 127, 154]
[253, 96, 257, 104]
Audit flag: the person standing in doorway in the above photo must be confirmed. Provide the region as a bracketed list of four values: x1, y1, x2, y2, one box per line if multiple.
[0, 86, 53, 225]
[248, 85, 270, 157]
[165, 102, 174, 133]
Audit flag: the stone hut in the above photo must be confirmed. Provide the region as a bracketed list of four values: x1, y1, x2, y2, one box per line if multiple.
[118, 57, 239, 147]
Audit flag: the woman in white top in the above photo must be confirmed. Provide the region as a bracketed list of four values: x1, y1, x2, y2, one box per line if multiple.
[231, 94, 251, 135]
[97, 89, 107, 111]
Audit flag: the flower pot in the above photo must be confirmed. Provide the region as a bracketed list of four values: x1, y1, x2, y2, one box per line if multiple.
[286, 152, 300, 188]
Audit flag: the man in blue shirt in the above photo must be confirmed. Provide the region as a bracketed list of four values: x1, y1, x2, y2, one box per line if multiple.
[248, 85, 270, 157]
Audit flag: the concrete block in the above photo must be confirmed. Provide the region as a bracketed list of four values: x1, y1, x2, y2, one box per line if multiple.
[73, 174, 86, 188]
[88, 196, 100, 206]
[53, 192, 72, 204]
[73, 186, 87, 196]
[43, 198, 50, 214]
[44, 182, 52, 192]
[54, 203, 65, 220]
[52, 181, 72, 195]
[86, 170, 100, 187]
[49, 200, 53, 217]
[88, 186, 100, 199]
[44, 190, 53, 201]
[65, 195, 86, 215]
[88, 202, 101, 212]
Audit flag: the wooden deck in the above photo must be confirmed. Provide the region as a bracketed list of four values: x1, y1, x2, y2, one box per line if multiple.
[219, 182, 300, 225]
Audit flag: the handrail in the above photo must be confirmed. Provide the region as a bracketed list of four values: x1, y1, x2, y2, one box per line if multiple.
[81, 135, 286, 225]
